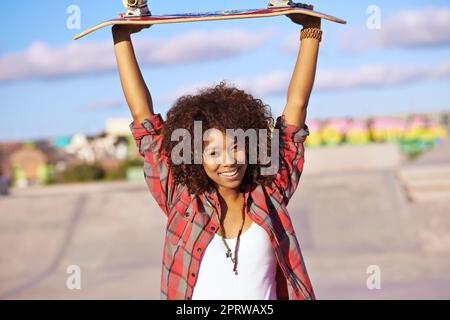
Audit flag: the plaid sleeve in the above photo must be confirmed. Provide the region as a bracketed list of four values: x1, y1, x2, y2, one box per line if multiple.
[130, 113, 177, 217]
[271, 115, 309, 205]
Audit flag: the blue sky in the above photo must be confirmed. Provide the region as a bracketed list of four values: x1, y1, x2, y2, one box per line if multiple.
[0, 0, 449, 141]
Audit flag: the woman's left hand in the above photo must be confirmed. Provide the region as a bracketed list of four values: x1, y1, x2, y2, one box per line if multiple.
[287, 14, 321, 28]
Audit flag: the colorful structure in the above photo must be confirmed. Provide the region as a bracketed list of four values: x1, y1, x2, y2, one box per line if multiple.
[9, 145, 50, 186]
[304, 115, 448, 157]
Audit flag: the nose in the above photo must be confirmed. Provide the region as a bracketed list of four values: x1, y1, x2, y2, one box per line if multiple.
[222, 148, 236, 165]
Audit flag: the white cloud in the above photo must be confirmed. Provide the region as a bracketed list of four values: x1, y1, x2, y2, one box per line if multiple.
[0, 29, 274, 82]
[339, 7, 450, 52]
[316, 62, 450, 90]
[157, 72, 291, 106]
[281, 33, 300, 54]
[237, 70, 291, 96]
[162, 61, 450, 103]
[0, 41, 116, 81]
[158, 81, 214, 105]
[77, 99, 123, 111]
[136, 29, 274, 65]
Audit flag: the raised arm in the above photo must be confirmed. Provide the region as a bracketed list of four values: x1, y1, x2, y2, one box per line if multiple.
[282, 16, 321, 128]
[112, 24, 154, 123]
[113, 25, 180, 217]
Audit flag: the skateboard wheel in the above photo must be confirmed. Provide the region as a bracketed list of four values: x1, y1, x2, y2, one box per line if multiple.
[268, 0, 292, 8]
[268, 1, 313, 10]
[122, 0, 142, 9]
[121, 0, 151, 17]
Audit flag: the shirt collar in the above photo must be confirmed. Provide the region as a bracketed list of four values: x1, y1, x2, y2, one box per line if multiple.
[202, 185, 251, 209]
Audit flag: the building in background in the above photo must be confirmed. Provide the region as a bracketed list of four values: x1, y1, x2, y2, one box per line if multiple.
[9, 144, 50, 187]
[0, 111, 448, 188]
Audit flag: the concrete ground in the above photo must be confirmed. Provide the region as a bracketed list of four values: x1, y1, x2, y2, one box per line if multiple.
[1, 143, 450, 299]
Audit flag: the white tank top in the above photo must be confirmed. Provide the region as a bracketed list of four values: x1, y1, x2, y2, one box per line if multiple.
[192, 222, 278, 300]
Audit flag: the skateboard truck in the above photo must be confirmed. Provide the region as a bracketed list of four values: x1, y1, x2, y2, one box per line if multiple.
[268, 0, 314, 10]
[122, 0, 151, 17]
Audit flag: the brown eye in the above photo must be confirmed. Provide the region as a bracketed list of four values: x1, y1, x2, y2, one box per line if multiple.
[208, 149, 218, 156]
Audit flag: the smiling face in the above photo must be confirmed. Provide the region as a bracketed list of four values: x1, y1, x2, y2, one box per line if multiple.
[202, 128, 248, 191]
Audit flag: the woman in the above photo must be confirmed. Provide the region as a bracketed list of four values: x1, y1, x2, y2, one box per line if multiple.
[112, 14, 321, 300]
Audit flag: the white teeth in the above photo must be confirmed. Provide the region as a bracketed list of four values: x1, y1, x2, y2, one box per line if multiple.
[220, 168, 238, 177]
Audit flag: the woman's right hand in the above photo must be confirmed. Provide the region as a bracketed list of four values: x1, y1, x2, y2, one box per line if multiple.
[112, 14, 152, 38]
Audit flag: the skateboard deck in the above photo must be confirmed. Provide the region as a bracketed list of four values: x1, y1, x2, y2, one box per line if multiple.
[74, 7, 346, 40]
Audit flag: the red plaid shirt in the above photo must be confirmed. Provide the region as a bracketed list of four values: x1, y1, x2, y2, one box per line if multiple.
[131, 113, 315, 300]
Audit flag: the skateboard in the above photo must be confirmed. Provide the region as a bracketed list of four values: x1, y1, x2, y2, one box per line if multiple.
[74, 0, 346, 40]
